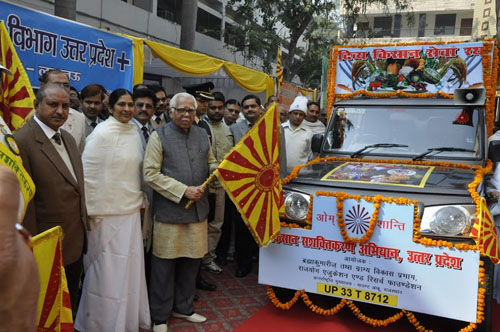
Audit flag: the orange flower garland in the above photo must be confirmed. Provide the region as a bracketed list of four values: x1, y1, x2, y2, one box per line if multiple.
[327, 39, 498, 134]
[346, 300, 405, 327]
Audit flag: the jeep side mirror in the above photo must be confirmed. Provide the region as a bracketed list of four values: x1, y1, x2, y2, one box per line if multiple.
[311, 134, 323, 153]
[488, 140, 500, 162]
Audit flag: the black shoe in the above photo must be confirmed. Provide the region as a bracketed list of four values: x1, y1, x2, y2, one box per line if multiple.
[215, 256, 227, 266]
[235, 265, 251, 278]
[194, 294, 199, 301]
[196, 277, 216, 291]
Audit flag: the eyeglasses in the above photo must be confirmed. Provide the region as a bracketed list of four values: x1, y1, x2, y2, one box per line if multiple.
[173, 107, 196, 115]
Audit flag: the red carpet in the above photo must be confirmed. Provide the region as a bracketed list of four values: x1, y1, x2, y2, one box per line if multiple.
[236, 297, 500, 332]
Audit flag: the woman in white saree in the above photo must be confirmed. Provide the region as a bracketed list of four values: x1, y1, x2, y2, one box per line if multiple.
[75, 89, 151, 331]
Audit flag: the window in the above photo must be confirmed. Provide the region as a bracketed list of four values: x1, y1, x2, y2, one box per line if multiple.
[460, 18, 473, 36]
[199, 0, 222, 14]
[434, 14, 456, 35]
[196, 8, 222, 40]
[418, 14, 426, 37]
[157, 0, 182, 24]
[393, 14, 401, 37]
[356, 22, 370, 38]
[224, 22, 244, 48]
[373, 16, 392, 37]
[133, 0, 151, 12]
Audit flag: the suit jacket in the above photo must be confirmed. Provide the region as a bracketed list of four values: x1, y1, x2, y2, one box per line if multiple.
[230, 118, 288, 176]
[84, 116, 102, 137]
[230, 120, 251, 144]
[14, 118, 88, 266]
[62, 108, 86, 154]
[132, 118, 154, 151]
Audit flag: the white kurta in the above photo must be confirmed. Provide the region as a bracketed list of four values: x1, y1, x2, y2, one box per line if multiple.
[75, 116, 150, 331]
[282, 120, 313, 170]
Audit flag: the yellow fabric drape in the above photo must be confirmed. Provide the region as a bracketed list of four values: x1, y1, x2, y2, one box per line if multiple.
[145, 40, 224, 76]
[144, 39, 274, 99]
[224, 62, 274, 97]
[118, 33, 144, 86]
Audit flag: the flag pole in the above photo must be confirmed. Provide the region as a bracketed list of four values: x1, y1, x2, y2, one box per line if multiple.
[184, 170, 218, 209]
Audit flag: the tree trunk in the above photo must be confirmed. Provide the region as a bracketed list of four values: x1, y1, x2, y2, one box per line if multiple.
[285, 26, 307, 81]
[180, 0, 198, 51]
[54, 0, 76, 20]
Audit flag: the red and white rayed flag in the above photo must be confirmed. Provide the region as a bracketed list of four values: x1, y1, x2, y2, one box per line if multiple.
[275, 48, 283, 95]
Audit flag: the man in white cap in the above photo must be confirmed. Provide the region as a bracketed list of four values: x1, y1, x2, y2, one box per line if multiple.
[282, 96, 313, 171]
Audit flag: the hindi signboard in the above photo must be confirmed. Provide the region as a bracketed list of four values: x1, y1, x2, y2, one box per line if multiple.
[334, 42, 484, 95]
[259, 194, 480, 322]
[0, 1, 134, 91]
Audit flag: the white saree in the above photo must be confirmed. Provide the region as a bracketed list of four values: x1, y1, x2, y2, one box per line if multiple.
[75, 116, 150, 331]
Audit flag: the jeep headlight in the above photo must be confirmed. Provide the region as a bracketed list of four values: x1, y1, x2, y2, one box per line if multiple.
[283, 191, 310, 221]
[420, 205, 475, 237]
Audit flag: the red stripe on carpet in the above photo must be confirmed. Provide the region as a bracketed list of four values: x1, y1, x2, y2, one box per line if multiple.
[236, 299, 500, 332]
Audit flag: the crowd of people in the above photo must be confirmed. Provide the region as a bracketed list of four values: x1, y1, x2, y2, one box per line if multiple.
[10, 68, 328, 332]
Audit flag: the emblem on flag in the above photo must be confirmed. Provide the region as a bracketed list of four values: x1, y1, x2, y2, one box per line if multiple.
[216, 104, 283, 246]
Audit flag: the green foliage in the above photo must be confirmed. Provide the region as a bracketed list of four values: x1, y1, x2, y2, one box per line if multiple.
[226, 0, 411, 86]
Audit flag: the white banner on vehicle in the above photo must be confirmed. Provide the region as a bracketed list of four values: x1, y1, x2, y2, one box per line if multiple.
[259, 195, 480, 322]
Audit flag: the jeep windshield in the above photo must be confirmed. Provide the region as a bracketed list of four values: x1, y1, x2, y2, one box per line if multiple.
[323, 105, 482, 160]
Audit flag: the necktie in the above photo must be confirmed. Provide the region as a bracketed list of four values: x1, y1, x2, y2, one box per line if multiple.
[155, 116, 161, 124]
[142, 126, 149, 142]
[91, 121, 97, 128]
[52, 132, 62, 145]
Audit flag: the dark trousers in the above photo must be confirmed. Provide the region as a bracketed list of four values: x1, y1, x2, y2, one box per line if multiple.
[65, 255, 83, 315]
[149, 254, 200, 323]
[216, 195, 234, 259]
[233, 207, 258, 269]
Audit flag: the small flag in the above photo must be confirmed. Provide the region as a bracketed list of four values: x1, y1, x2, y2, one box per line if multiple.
[275, 48, 283, 95]
[0, 20, 35, 131]
[470, 198, 500, 264]
[216, 104, 283, 247]
[32, 226, 74, 331]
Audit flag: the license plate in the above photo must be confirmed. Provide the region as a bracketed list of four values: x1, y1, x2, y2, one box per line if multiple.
[316, 282, 398, 306]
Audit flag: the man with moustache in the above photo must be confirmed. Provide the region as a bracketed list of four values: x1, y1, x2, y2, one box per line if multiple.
[148, 85, 171, 128]
[230, 94, 262, 277]
[14, 83, 88, 314]
[38, 69, 86, 153]
[80, 84, 104, 136]
[223, 99, 241, 126]
[302, 101, 326, 135]
[200, 92, 233, 274]
[132, 88, 157, 148]
[282, 96, 313, 171]
[144, 92, 217, 332]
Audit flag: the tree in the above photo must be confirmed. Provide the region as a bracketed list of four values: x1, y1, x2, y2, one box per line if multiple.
[227, 0, 411, 85]
[228, 0, 335, 82]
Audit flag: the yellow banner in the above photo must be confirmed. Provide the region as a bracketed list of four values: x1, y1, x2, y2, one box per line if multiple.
[0, 141, 34, 217]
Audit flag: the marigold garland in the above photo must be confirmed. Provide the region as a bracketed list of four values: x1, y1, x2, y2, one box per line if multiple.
[326, 39, 498, 134]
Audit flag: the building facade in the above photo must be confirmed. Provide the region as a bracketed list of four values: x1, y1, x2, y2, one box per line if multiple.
[344, 0, 496, 44]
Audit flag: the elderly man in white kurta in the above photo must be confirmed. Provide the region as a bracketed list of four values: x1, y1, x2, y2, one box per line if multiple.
[144, 92, 217, 332]
[282, 96, 313, 171]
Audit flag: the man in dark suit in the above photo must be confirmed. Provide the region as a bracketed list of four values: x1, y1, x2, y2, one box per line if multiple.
[229, 95, 262, 278]
[14, 83, 88, 313]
